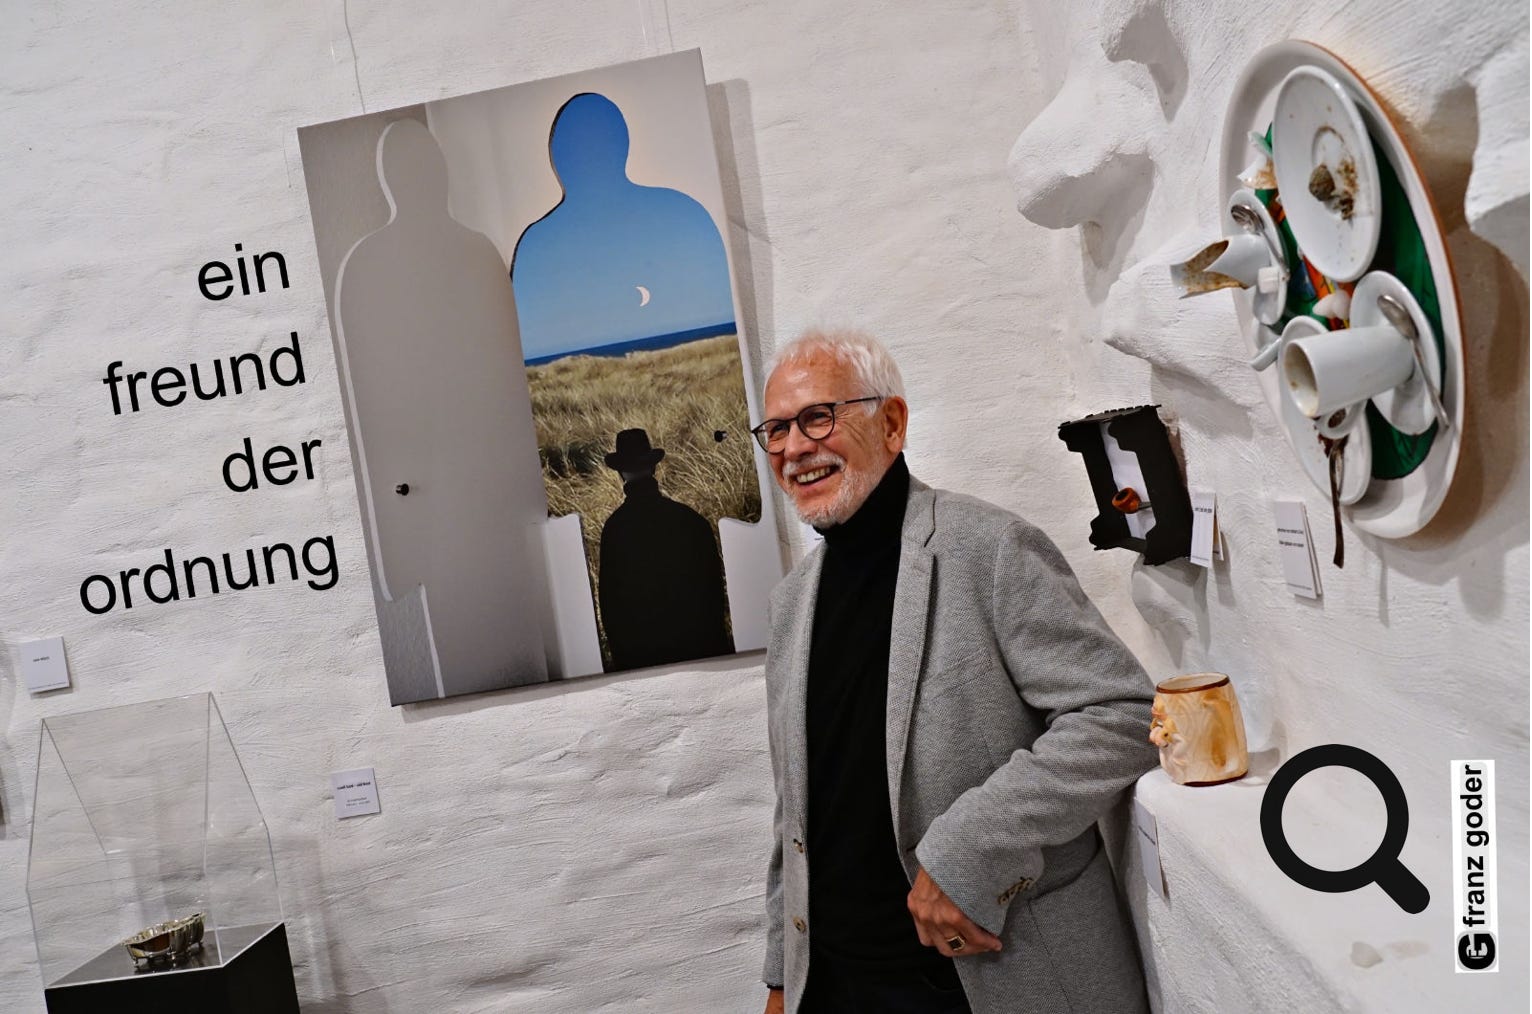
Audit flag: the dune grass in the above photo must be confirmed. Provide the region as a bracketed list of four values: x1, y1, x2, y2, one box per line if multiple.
[526, 333, 763, 651]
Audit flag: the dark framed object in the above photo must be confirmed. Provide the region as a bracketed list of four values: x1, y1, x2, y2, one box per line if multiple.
[44, 922, 299, 1014]
[1057, 404, 1192, 565]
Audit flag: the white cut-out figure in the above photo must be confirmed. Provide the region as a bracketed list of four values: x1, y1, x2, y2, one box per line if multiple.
[335, 119, 551, 696]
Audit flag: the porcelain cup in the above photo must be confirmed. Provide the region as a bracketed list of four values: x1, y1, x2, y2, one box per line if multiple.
[1281, 324, 1415, 420]
[1206, 233, 1271, 288]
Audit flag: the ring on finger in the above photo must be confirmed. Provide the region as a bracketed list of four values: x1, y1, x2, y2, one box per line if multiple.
[946, 933, 965, 952]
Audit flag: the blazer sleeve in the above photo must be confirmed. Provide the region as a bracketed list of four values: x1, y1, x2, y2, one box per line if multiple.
[915, 518, 1158, 933]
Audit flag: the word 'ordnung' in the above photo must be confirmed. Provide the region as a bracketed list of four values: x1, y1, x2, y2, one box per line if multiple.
[80, 536, 338, 615]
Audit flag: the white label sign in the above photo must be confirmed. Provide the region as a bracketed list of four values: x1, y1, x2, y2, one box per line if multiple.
[20, 637, 71, 693]
[1273, 500, 1321, 599]
[1133, 799, 1168, 899]
[331, 767, 382, 819]
[1189, 490, 1219, 568]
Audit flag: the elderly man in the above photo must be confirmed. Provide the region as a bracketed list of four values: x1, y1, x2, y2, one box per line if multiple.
[756, 329, 1157, 1014]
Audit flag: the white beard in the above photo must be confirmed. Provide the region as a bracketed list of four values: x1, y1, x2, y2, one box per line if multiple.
[783, 451, 882, 528]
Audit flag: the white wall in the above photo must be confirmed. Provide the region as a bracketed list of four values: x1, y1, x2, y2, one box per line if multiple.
[1, 2, 1525, 1013]
[1003, 1, 1528, 1011]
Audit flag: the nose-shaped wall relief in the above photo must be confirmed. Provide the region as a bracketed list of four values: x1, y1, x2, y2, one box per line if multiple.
[1009, 0, 1192, 296]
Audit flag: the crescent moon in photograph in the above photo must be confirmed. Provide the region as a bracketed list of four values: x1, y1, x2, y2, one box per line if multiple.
[636, 285, 651, 307]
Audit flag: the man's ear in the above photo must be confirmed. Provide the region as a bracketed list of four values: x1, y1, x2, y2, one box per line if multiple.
[881, 396, 909, 452]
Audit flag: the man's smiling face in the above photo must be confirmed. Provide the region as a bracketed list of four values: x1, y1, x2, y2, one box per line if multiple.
[762, 352, 902, 528]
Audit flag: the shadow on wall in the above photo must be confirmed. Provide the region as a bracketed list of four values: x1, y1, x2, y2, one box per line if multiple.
[1372, 245, 1528, 616]
[1351, 79, 1529, 618]
[708, 78, 801, 562]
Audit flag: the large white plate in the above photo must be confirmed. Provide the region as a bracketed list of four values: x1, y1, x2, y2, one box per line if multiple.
[1222, 40, 1464, 539]
[1270, 66, 1381, 282]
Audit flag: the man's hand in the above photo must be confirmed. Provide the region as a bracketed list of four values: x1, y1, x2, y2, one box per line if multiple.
[907, 867, 1002, 958]
[764, 986, 785, 1013]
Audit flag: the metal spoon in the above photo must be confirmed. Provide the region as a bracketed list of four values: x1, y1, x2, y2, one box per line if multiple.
[1225, 200, 1286, 294]
[1230, 201, 1289, 284]
[1229, 202, 1262, 232]
[1377, 292, 1450, 431]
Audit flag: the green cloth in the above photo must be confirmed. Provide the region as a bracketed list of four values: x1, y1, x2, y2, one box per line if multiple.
[1257, 125, 1443, 478]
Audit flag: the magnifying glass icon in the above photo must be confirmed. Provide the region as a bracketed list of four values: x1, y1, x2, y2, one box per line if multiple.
[1260, 744, 1430, 914]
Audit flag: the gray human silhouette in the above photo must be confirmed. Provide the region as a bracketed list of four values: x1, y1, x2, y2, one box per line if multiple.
[334, 118, 548, 694]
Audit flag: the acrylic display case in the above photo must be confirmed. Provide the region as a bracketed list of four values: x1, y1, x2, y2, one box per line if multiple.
[27, 693, 298, 1013]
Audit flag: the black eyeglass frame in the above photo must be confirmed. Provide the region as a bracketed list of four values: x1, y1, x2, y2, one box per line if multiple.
[749, 396, 884, 452]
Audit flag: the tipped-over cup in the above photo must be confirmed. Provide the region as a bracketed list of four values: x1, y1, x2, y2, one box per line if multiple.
[1282, 324, 1415, 420]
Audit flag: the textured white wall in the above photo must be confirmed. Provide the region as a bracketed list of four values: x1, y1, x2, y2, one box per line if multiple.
[1004, 1, 1528, 1011]
[0, 2, 1525, 1013]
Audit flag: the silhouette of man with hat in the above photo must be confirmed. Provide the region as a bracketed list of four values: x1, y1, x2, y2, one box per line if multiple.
[598, 428, 733, 671]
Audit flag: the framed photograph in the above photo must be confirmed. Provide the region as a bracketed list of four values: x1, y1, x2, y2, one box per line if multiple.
[298, 51, 782, 704]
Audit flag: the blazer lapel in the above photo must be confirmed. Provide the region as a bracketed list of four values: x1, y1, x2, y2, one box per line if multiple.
[887, 481, 937, 840]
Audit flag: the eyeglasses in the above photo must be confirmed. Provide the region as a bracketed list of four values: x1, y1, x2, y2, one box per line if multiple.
[750, 397, 883, 452]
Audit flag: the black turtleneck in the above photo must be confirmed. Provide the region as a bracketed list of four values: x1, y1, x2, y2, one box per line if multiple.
[805, 454, 957, 983]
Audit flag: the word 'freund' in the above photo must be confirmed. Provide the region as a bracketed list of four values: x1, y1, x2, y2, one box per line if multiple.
[103, 330, 305, 414]
[103, 245, 303, 414]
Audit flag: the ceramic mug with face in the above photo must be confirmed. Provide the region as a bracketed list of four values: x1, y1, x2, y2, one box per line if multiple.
[1149, 672, 1249, 786]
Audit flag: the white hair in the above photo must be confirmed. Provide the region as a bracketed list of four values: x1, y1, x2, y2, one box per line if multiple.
[767, 327, 906, 400]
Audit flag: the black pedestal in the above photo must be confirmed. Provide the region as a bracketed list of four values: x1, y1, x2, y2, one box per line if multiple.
[44, 921, 299, 1014]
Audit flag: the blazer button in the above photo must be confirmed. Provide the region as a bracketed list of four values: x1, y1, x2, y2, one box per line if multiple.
[793, 917, 807, 933]
[793, 838, 806, 854]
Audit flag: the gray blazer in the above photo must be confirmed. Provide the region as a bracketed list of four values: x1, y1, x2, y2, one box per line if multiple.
[763, 479, 1157, 1013]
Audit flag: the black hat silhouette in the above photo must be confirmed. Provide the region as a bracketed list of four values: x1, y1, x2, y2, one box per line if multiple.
[605, 428, 666, 471]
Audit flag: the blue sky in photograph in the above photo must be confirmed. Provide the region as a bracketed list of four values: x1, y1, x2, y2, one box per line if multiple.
[511, 93, 736, 363]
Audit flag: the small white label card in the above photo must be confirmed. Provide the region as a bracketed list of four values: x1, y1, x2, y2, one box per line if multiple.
[331, 767, 382, 819]
[20, 637, 70, 693]
[1133, 798, 1168, 899]
[1188, 489, 1220, 568]
[1273, 499, 1321, 599]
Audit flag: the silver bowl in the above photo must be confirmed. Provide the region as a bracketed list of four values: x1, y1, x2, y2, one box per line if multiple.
[124, 911, 205, 966]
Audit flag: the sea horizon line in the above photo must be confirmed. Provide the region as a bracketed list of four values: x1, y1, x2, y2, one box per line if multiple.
[525, 321, 737, 366]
